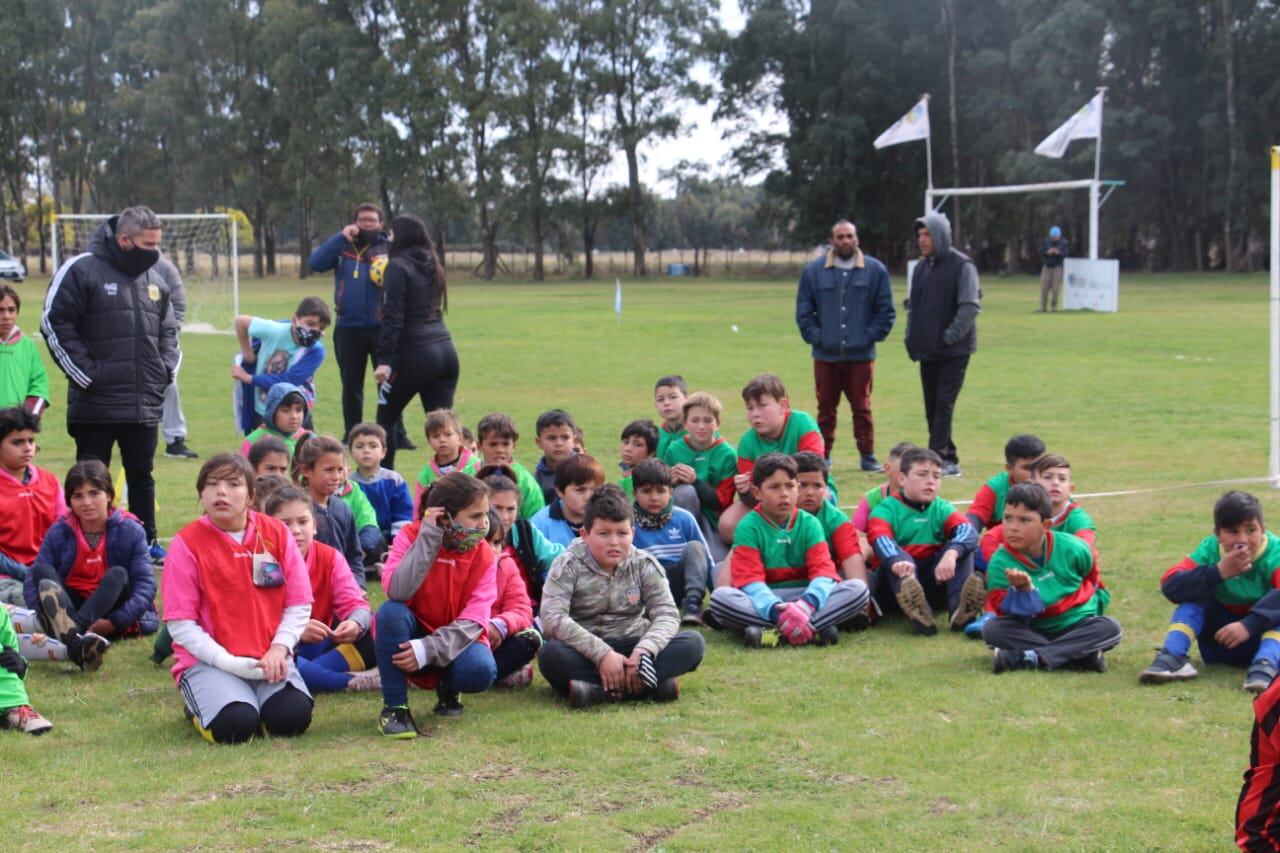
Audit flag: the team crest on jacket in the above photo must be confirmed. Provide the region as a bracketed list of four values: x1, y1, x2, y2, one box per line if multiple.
[148, 283, 160, 302]
[104, 282, 118, 296]
[626, 587, 641, 606]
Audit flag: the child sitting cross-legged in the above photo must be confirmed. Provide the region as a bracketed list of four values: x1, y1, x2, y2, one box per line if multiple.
[25, 460, 157, 673]
[965, 433, 1046, 535]
[653, 375, 689, 459]
[482, 508, 542, 689]
[1141, 491, 1280, 693]
[630, 458, 714, 625]
[531, 453, 605, 547]
[417, 408, 478, 501]
[476, 412, 544, 519]
[348, 423, 414, 555]
[981, 483, 1121, 674]
[533, 409, 579, 505]
[868, 447, 983, 636]
[293, 435, 365, 586]
[709, 453, 870, 647]
[618, 418, 658, 498]
[538, 484, 704, 708]
[375, 473, 498, 738]
[0, 407, 66, 606]
[480, 466, 565, 614]
[663, 391, 737, 563]
[793, 452, 869, 588]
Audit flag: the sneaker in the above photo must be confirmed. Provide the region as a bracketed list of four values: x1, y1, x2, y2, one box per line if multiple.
[77, 632, 110, 673]
[681, 601, 704, 626]
[497, 663, 534, 689]
[4, 704, 53, 735]
[1139, 650, 1199, 684]
[1246, 661, 1279, 694]
[993, 648, 1038, 674]
[701, 608, 722, 631]
[844, 607, 871, 632]
[1076, 650, 1107, 674]
[950, 574, 987, 631]
[433, 688, 464, 717]
[164, 439, 199, 459]
[379, 705, 419, 739]
[963, 611, 992, 640]
[815, 625, 840, 646]
[149, 541, 168, 565]
[742, 626, 782, 648]
[859, 454, 881, 473]
[895, 576, 937, 636]
[650, 677, 679, 703]
[568, 679, 607, 709]
[346, 668, 382, 692]
[513, 627, 544, 651]
[942, 463, 962, 478]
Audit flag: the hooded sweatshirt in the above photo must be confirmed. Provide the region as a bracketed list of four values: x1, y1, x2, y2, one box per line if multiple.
[904, 211, 980, 362]
[240, 382, 311, 457]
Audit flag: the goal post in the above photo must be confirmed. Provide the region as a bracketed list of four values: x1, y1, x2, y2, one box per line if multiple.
[1270, 146, 1279, 487]
[50, 213, 239, 332]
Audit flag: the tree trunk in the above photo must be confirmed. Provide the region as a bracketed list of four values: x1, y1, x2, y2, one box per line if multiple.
[265, 222, 277, 276]
[943, 0, 961, 246]
[624, 141, 646, 277]
[532, 209, 545, 282]
[1221, 0, 1241, 272]
[298, 196, 313, 280]
[583, 223, 595, 279]
[380, 177, 394, 221]
[252, 198, 265, 278]
[35, 152, 46, 274]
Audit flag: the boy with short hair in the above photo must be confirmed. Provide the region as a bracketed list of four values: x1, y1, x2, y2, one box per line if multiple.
[965, 434, 1046, 533]
[618, 418, 659, 497]
[416, 409, 478, 499]
[978, 453, 1096, 567]
[629, 458, 713, 625]
[239, 383, 312, 458]
[532, 454, 606, 547]
[461, 426, 477, 455]
[653, 375, 689, 459]
[533, 409, 579, 504]
[981, 482, 1121, 674]
[718, 373, 825, 545]
[1141, 491, 1280, 693]
[348, 422, 414, 550]
[0, 408, 65, 606]
[793, 452, 868, 587]
[538, 484, 705, 708]
[663, 391, 737, 562]
[709, 453, 870, 647]
[476, 412, 544, 520]
[231, 295, 330, 433]
[851, 441, 916, 533]
[868, 447, 983, 635]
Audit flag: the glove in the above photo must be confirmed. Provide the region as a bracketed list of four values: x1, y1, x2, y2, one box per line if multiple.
[212, 650, 267, 681]
[776, 600, 815, 645]
[0, 648, 27, 679]
[636, 652, 658, 689]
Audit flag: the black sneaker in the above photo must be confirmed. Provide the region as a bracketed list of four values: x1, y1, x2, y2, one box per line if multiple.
[1138, 649, 1198, 684]
[681, 601, 704, 626]
[650, 677, 679, 703]
[742, 626, 782, 648]
[859, 454, 880, 472]
[164, 439, 199, 459]
[844, 607, 871, 632]
[701, 608, 722, 631]
[77, 632, 110, 673]
[568, 679, 607, 709]
[379, 705, 419, 739]
[433, 688, 464, 717]
[1246, 661, 1279, 694]
[1078, 650, 1107, 673]
[992, 648, 1036, 674]
[942, 462, 962, 478]
[815, 625, 840, 646]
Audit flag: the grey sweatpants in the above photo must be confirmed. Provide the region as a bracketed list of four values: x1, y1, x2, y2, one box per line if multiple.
[664, 541, 710, 607]
[981, 614, 1122, 670]
[162, 376, 187, 443]
[673, 484, 729, 563]
[709, 579, 870, 633]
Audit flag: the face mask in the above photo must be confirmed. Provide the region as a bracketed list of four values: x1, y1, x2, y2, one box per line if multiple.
[294, 326, 322, 347]
[442, 518, 488, 552]
[354, 228, 380, 247]
[118, 245, 160, 278]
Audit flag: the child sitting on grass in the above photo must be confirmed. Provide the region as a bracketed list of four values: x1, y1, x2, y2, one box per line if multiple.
[332, 452, 384, 567]
[851, 441, 915, 534]
[375, 473, 498, 737]
[531, 454, 605, 547]
[981, 483, 1120, 674]
[482, 509, 542, 689]
[1141, 491, 1280, 693]
[653, 375, 689, 459]
[0, 407, 66, 606]
[539, 484, 704, 708]
[794, 452, 868, 587]
[162, 454, 314, 745]
[0, 284, 49, 414]
[231, 296, 330, 433]
[978, 453, 1097, 566]
[248, 435, 292, 478]
[293, 435, 365, 586]
[264, 485, 378, 693]
[709, 453, 869, 647]
[718, 373, 825, 545]
[348, 422, 414, 551]
[417, 409, 478, 499]
[965, 433, 1046, 534]
[481, 467, 564, 612]
[239, 383, 312, 458]
[868, 447, 983, 636]
[0, 603, 52, 734]
[618, 418, 659, 498]
[477, 412, 544, 519]
[533, 409, 579, 504]
[26, 460, 156, 673]
[630, 458, 713, 625]
[663, 391, 736, 562]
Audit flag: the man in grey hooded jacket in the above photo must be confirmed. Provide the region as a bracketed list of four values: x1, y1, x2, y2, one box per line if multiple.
[903, 211, 980, 476]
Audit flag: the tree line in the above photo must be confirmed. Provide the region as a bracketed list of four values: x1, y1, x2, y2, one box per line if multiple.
[1, 0, 1276, 279]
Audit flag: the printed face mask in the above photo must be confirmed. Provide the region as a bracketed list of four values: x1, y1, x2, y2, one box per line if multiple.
[294, 326, 322, 347]
[443, 518, 488, 552]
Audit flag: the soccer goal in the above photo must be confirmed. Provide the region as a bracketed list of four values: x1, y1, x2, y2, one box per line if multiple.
[51, 213, 239, 333]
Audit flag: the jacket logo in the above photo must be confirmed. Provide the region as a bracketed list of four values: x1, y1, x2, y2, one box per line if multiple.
[626, 587, 641, 606]
[148, 284, 160, 302]
[104, 283, 118, 296]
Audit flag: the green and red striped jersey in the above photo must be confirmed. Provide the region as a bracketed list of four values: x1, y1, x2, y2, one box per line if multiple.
[736, 409, 824, 478]
[986, 530, 1105, 634]
[729, 507, 837, 589]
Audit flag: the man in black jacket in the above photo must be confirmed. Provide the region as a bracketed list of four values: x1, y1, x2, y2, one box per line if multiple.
[904, 211, 980, 477]
[42, 206, 180, 558]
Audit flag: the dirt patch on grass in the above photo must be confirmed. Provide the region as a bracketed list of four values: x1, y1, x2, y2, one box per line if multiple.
[627, 792, 749, 851]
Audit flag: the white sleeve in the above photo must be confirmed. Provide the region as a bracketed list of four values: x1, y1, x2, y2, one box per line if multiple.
[168, 619, 264, 680]
[270, 604, 312, 651]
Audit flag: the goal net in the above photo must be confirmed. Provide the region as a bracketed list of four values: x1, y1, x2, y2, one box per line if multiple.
[51, 214, 239, 333]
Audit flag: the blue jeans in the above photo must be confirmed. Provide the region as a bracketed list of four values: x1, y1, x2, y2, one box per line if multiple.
[374, 601, 496, 707]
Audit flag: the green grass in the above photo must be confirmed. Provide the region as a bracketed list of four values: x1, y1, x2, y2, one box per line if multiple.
[4, 271, 1274, 849]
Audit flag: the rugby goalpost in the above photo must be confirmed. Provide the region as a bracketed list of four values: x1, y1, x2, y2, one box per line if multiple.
[1270, 146, 1280, 487]
[50, 213, 239, 332]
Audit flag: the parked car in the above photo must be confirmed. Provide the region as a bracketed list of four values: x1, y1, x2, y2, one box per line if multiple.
[0, 250, 25, 282]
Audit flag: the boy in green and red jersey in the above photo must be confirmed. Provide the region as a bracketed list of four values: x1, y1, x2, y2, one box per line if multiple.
[618, 418, 658, 499]
[1140, 491, 1280, 694]
[653, 375, 689, 459]
[708, 453, 869, 648]
[981, 482, 1121, 673]
[868, 447, 983, 635]
[965, 434, 1046, 535]
[664, 391, 737, 562]
[476, 412, 545, 521]
[416, 409, 479, 501]
[793, 452, 868, 588]
[717, 373, 825, 546]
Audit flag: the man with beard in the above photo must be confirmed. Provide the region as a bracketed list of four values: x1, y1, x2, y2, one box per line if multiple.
[795, 219, 895, 472]
[41, 205, 180, 561]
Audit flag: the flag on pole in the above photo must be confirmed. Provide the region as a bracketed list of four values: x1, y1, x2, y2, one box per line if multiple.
[614, 278, 622, 317]
[1034, 93, 1104, 158]
[873, 97, 931, 149]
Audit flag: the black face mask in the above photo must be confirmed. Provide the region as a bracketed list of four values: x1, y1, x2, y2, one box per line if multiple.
[354, 228, 380, 247]
[117, 244, 160, 278]
[294, 326, 322, 347]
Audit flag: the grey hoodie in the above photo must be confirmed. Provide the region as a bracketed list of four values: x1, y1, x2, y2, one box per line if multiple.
[904, 211, 981, 360]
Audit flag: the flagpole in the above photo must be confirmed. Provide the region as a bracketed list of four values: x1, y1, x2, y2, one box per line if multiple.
[1093, 87, 1106, 183]
[924, 94, 934, 215]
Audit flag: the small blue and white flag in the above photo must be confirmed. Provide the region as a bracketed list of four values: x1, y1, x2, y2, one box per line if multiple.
[614, 278, 623, 317]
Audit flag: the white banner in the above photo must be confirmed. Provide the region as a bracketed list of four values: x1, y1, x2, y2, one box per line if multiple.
[1063, 258, 1119, 312]
[1035, 93, 1104, 158]
[874, 98, 930, 149]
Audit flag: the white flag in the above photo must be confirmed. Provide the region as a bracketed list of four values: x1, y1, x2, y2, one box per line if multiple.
[1034, 93, 1104, 158]
[614, 278, 622, 316]
[873, 97, 930, 149]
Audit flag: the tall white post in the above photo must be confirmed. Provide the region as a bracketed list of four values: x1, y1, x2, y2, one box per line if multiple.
[1088, 180, 1100, 260]
[50, 215, 59, 269]
[1269, 145, 1279, 486]
[231, 218, 239, 322]
[925, 132, 934, 215]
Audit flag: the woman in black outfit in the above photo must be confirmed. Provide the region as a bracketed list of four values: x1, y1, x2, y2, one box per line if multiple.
[373, 214, 458, 469]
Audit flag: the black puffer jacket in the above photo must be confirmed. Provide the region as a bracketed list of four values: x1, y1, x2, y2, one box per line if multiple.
[41, 217, 180, 424]
[376, 246, 451, 369]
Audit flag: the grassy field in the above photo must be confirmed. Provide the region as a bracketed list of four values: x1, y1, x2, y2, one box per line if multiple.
[2, 270, 1273, 849]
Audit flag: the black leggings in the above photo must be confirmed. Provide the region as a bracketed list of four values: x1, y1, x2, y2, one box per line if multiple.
[33, 562, 129, 637]
[376, 339, 460, 469]
[207, 685, 313, 744]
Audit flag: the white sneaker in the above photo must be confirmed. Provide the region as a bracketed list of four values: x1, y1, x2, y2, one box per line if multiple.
[497, 664, 534, 689]
[5, 705, 53, 735]
[346, 668, 382, 692]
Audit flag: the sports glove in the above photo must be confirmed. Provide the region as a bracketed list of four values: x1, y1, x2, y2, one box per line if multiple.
[776, 600, 816, 645]
[0, 648, 27, 679]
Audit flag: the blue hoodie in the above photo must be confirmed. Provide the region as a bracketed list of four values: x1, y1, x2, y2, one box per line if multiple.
[240, 382, 311, 453]
[308, 231, 389, 329]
